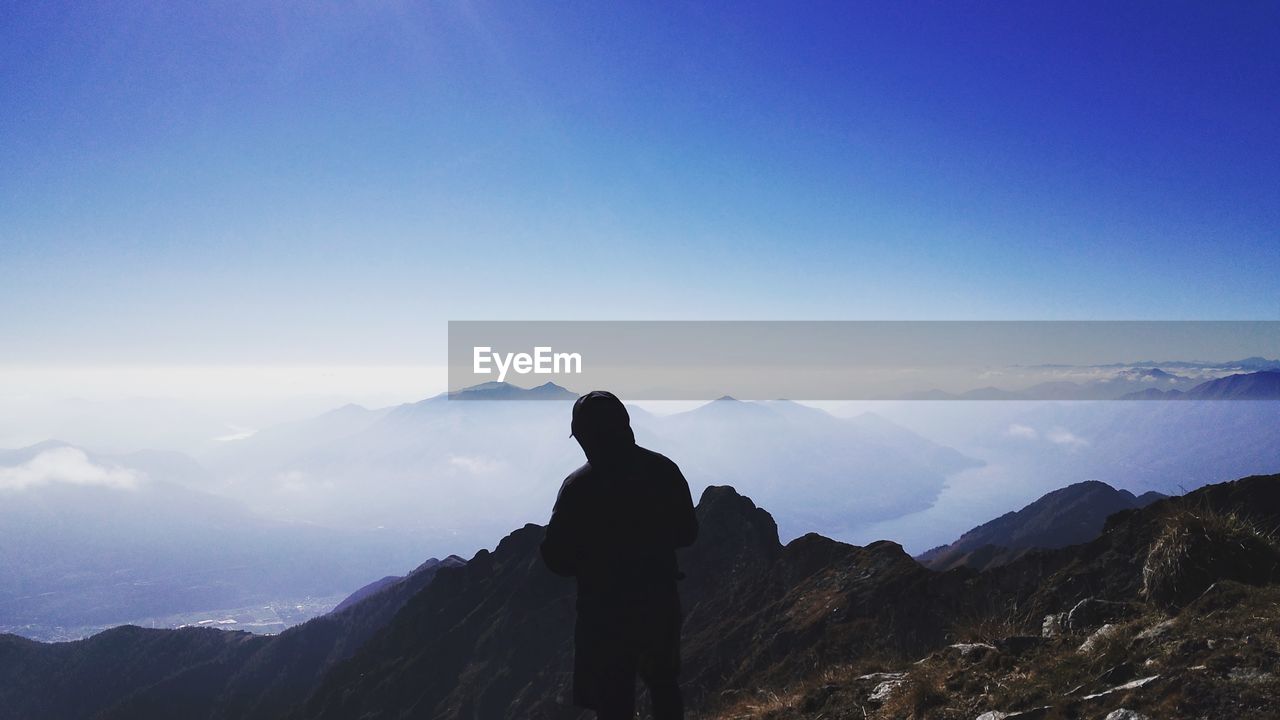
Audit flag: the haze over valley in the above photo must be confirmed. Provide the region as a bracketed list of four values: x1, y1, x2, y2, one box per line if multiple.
[4, 368, 1280, 640]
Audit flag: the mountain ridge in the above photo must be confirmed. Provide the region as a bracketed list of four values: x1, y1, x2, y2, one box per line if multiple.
[0, 550, 466, 720]
[3, 473, 1280, 719]
[1120, 370, 1280, 400]
[916, 480, 1166, 571]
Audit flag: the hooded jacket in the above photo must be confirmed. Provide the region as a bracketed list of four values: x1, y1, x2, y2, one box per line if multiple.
[540, 391, 699, 607]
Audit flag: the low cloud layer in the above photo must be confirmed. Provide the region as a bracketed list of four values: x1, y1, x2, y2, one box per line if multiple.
[1005, 423, 1089, 448]
[448, 455, 506, 476]
[1046, 428, 1089, 449]
[1006, 423, 1039, 439]
[0, 447, 141, 492]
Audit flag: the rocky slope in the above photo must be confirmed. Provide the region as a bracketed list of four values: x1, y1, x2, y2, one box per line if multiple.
[716, 474, 1280, 720]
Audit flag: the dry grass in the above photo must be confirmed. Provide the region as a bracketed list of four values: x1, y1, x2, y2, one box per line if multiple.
[876, 665, 948, 720]
[1141, 507, 1280, 610]
[947, 606, 1031, 645]
[709, 660, 888, 720]
[712, 688, 802, 719]
[705, 583, 1280, 720]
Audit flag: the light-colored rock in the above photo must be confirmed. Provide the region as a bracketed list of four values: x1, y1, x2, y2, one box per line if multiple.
[1042, 613, 1064, 638]
[1135, 619, 1176, 641]
[869, 678, 905, 703]
[1082, 674, 1160, 701]
[948, 641, 997, 660]
[1078, 623, 1121, 653]
[1228, 667, 1274, 684]
[1067, 597, 1135, 632]
[1104, 710, 1152, 720]
[856, 671, 905, 682]
[976, 707, 1052, 719]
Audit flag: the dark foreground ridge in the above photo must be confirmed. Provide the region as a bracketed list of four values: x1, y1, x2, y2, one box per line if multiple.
[3, 476, 1280, 719]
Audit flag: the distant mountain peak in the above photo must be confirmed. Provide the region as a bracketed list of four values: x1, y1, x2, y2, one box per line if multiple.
[1234, 356, 1280, 371]
[444, 381, 576, 401]
[330, 402, 370, 413]
[1119, 367, 1174, 378]
[18, 438, 76, 452]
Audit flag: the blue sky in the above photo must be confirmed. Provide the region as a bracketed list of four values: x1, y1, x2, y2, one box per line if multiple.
[3, 1, 1278, 365]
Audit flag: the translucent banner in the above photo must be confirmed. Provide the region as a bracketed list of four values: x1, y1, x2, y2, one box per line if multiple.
[447, 321, 1280, 401]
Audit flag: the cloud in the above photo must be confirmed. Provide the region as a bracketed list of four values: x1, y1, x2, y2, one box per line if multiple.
[215, 426, 257, 442]
[1005, 423, 1087, 448]
[0, 447, 141, 491]
[448, 455, 505, 476]
[1047, 428, 1089, 448]
[1006, 424, 1039, 439]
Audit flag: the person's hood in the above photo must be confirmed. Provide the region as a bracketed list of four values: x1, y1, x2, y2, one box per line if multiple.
[570, 390, 636, 466]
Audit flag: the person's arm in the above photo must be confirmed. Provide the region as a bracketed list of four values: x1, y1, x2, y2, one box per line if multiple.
[670, 462, 698, 549]
[540, 477, 579, 577]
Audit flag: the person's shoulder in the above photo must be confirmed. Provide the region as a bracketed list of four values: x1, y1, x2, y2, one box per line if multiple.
[558, 462, 596, 496]
[634, 446, 681, 474]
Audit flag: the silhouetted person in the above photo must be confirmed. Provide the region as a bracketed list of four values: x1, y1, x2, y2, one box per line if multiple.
[541, 391, 698, 720]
